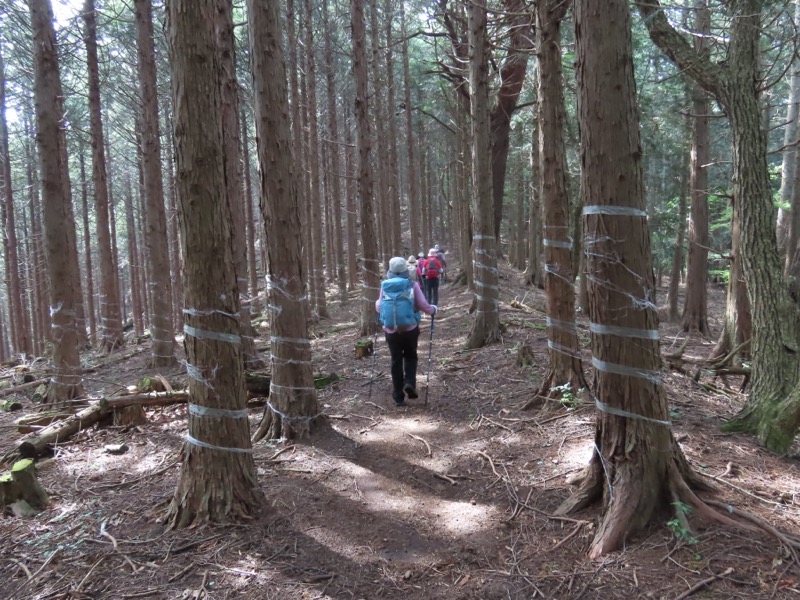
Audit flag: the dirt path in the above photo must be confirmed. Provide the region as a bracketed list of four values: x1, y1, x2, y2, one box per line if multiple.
[1, 265, 799, 599]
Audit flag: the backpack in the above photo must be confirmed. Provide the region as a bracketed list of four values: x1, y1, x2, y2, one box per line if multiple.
[380, 278, 420, 328]
[425, 258, 441, 279]
[417, 258, 427, 279]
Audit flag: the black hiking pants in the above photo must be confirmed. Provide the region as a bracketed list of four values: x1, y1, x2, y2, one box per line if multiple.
[385, 327, 420, 404]
[425, 277, 439, 306]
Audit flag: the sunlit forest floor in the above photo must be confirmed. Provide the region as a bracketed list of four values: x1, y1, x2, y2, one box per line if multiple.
[1, 261, 799, 599]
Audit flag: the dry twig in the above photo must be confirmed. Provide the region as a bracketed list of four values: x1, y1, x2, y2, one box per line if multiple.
[407, 433, 432, 457]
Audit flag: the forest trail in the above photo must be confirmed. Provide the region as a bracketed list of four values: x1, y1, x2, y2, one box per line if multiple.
[1, 262, 800, 599]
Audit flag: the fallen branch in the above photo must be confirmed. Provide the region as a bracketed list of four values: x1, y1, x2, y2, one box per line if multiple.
[705, 500, 800, 563]
[407, 433, 432, 457]
[433, 472, 457, 485]
[0, 379, 48, 398]
[673, 567, 733, 600]
[477, 450, 502, 479]
[11, 403, 111, 460]
[102, 390, 189, 409]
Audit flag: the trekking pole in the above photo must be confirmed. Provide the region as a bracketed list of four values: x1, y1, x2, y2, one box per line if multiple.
[424, 312, 435, 407]
[367, 316, 381, 404]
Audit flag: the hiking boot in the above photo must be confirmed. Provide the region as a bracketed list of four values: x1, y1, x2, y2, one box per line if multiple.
[403, 384, 419, 399]
[394, 399, 407, 407]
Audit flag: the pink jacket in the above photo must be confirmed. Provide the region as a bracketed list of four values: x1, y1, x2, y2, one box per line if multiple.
[375, 280, 436, 333]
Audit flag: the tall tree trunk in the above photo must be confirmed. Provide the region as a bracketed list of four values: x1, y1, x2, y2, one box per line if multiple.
[639, 0, 800, 453]
[777, 0, 800, 252]
[680, 1, 711, 335]
[385, 0, 402, 254]
[299, 65, 317, 320]
[216, 0, 260, 366]
[78, 145, 97, 346]
[345, 125, 359, 292]
[84, 0, 124, 352]
[466, 1, 501, 348]
[166, 0, 262, 529]
[0, 45, 30, 356]
[353, 0, 381, 335]
[163, 109, 183, 333]
[305, 0, 329, 319]
[667, 156, 688, 322]
[30, 0, 84, 401]
[489, 0, 533, 241]
[533, 0, 587, 402]
[134, 0, 176, 366]
[562, 0, 710, 558]
[323, 0, 348, 302]
[124, 174, 145, 337]
[370, 0, 388, 262]
[241, 113, 261, 315]
[709, 198, 752, 362]
[249, 0, 320, 440]
[25, 143, 42, 357]
[456, 104, 473, 287]
[401, 10, 420, 254]
[524, 116, 545, 288]
[25, 118, 50, 350]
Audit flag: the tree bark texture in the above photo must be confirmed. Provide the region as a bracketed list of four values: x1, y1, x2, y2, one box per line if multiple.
[323, 0, 348, 302]
[134, 0, 176, 367]
[565, 0, 703, 558]
[524, 116, 545, 288]
[466, 2, 501, 349]
[249, 0, 320, 441]
[29, 0, 84, 402]
[0, 45, 30, 357]
[216, 0, 260, 367]
[353, 0, 381, 335]
[778, 0, 800, 254]
[681, 0, 711, 335]
[78, 146, 97, 346]
[241, 113, 261, 316]
[305, 0, 330, 319]
[667, 154, 688, 322]
[534, 0, 587, 400]
[166, 0, 262, 528]
[401, 9, 420, 255]
[384, 0, 402, 255]
[490, 0, 533, 241]
[84, 0, 124, 352]
[124, 174, 145, 337]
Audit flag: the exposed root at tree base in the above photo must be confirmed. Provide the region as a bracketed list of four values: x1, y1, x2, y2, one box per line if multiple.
[557, 449, 758, 559]
[252, 410, 328, 443]
[524, 367, 588, 412]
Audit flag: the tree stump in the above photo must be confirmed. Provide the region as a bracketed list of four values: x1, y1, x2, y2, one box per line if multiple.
[516, 344, 535, 368]
[114, 405, 148, 427]
[355, 339, 374, 359]
[0, 459, 49, 510]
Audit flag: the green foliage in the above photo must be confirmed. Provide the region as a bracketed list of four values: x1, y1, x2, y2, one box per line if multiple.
[550, 383, 581, 410]
[666, 501, 699, 545]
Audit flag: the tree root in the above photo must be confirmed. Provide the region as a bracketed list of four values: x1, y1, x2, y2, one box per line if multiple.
[705, 499, 800, 565]
[557, 443, 765, 558]
[524, 367, 588, 412]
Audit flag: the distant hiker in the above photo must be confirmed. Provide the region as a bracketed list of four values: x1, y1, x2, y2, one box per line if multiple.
[423, 248, 443, 305]
[434, 244, 447, 282]
[376, 256, 437, 406]
[406, 255, 419, 282]
[417, 251, 428, 296]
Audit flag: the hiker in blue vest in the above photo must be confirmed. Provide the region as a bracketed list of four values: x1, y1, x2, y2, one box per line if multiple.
[375, 257, 437, 406]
